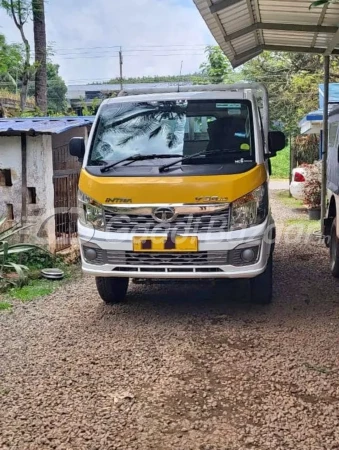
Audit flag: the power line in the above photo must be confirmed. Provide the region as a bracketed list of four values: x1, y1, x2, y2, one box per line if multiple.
[58, 53, 206, 60]
[53, 50, 207, 57]
[54, 50, 205, 57]
[53, 44, 207, 51]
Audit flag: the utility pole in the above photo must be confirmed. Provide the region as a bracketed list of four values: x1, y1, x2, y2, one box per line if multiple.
[177, 61, 184, 92]
[119, 47, 123, 91]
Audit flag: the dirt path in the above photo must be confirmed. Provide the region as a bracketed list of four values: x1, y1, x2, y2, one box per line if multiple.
[1, 192, 339, 450]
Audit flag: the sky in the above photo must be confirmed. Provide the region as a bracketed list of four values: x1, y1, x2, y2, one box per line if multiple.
[0, 0, 215, 84]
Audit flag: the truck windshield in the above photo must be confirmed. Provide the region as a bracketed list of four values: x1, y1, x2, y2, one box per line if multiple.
[88, 99, 254, 166]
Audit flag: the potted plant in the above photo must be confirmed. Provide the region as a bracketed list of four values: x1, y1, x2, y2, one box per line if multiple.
[303, 162, 321, 220]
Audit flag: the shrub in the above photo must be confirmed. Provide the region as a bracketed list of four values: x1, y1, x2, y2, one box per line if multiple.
[294, 134, 319, 165]
[0, 218, 46, 289]
[303, 161, 322, 209]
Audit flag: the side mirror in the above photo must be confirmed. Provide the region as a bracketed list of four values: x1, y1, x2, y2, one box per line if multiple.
[268, 131, 286, 156]
[69, 137, 85, 161]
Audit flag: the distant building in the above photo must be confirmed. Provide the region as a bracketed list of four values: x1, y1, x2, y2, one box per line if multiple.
[67, 82, 193, 115]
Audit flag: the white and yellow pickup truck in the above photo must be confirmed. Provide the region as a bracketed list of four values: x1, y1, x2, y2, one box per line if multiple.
[69, 84, 285, 305]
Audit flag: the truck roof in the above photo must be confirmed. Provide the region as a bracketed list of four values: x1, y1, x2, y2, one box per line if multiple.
[101, 83, 266, 106]
[103, 91, 249, 105]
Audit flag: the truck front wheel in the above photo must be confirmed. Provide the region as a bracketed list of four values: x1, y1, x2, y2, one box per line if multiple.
[250, 256, 273, 305]
[95, 277, 129, 304]
[330, 219, 339, 278]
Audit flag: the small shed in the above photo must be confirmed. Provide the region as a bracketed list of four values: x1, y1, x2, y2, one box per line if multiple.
[0, 117, 94, 252]
[300, 84, 339, 135]
[299, 109, 324, 135]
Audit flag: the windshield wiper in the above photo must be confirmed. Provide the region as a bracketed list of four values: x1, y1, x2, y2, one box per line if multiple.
[90, 160, 109, 167]
[101, 153, 141, 172]
[159, 149, 230, 173]
[100, 154, 182, 173]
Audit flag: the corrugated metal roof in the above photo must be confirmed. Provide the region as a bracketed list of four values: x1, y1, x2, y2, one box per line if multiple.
[194, 0, 339, 67]
[0, 116, 95, 136]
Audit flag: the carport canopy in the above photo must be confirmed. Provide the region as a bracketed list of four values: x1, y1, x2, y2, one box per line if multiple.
[194, 0, 339, 68]
[194, 0, 339, 233]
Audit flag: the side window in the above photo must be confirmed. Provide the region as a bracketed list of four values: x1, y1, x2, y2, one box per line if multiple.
[184, 116, 216, 141]
[329, 121, 338, 148]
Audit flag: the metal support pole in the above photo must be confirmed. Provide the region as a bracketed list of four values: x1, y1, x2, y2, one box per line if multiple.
[321, 55, 330, 234]
[289, 134, 293, 197]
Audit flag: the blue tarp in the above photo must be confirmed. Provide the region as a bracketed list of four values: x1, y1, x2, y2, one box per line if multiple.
[319, 83, 339, 109]
[0, 116, 95, 135]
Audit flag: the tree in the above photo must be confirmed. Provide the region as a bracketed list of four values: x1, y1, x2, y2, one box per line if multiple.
[1, 0, 33, 110]
[0, 33, 22, 88]
[32, 0, 47, 113]
[200, 46, 235, 84]
[241, 51, 339, 135]
[241, 52, 319, 135]
[27, 62, 67, 114]
[105, 74, 207, 85]
[46, 62, 67, 114]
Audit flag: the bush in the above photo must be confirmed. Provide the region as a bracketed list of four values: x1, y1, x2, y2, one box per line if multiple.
[0, 218, 47, 289]
[294, 134, 319, 165]
[303, 161, 322, 209]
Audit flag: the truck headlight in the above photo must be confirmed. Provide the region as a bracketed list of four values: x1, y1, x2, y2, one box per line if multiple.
[78, 191, 105, 230]
[230, 183, 268, 231]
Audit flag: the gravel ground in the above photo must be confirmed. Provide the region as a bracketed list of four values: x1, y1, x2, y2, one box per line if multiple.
[1, 192, 339, 450]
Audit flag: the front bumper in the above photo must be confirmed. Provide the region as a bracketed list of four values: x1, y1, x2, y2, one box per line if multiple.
[78, 217, 274, 279]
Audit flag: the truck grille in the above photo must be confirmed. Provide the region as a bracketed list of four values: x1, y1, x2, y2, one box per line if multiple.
[104, 210, 230, 234]
[123, 251, 228, 266]
[86, 249, 228, 266]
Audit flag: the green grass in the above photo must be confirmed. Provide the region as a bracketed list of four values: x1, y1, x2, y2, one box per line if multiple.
[0, 301, 12, 311]
[285, 219, 321, 233]
[276, 190, 304, 208]
[3, 248, 81, 303]
[7, 264, 80, 303]
[9, 280, 55, 302]
[271, 146, 290, 179]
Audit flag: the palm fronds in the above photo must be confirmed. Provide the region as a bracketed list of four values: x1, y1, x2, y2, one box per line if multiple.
[309, 0, 333, 8]
[94, 101, 187, 157]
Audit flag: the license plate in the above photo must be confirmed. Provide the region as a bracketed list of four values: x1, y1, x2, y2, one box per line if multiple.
[133, 236, 198, 252]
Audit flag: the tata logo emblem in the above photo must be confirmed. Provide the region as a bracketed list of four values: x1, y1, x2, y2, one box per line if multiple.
[105, 198, 132, 204]
[152, 207, 176, 223]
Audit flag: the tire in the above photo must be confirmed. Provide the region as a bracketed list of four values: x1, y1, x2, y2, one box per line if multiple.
[250, 256, 273, 305]
[330, 219, 339, 278]
[270, 226, 276, 255]
[95, 277, 129, 304]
